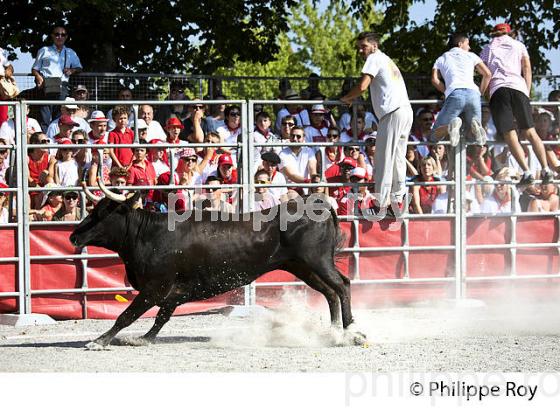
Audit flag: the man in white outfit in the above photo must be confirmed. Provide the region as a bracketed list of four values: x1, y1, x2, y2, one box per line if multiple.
[341, 31, 413, 214]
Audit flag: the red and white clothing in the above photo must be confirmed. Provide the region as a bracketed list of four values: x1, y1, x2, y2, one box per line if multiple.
[127, 159, 157, 187]
[275, 108, 310, 133]
[480, 191, 519, 214]
[144, 120, 167, 142]
[253, 128, 281, 168]
[108, 127, 134, 167]
[268, 169, 288, 201]
[411, 175, 442, 213]
[0, 118, 42, 145]
[304, 124, 329, 144]
[278, 147, 315, 183]
[217, 124, 242, 163]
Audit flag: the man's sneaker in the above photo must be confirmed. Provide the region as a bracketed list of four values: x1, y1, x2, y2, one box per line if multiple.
[471, 118, 487, 146]
[448, 117, 462, 147]
[541, 169, 554, 185]
[518, 172, 534, 186]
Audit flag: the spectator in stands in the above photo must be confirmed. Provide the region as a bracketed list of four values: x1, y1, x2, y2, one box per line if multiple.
[481, 22, 553, 186]
[180, 101, 207, 143]
[505, 134, 542, 180]
[0, 182, 9, 223]
[198, 131, 223, 182]
[278, 126, 317, 195]
[147, 139, 170, 178]
[429, 143, 449, 179]
[349, 166, 374, 213]
[46, 98, 90, 143]
[325, 157, 356, 215]
[32, 25, 82, 130]
[196, 175, 234, 213]
[467, 144, 492, 180]
[49, 138, 81, 187]
[155, 80, 188, 125]
[127, 145, 157, 204]
[410, 156, 446, 214]
[317, 126, 344, 174]
[362, 136, 376, 182]
[481, 104, 497, 143]
[107, 87, 136, 129]
[343, 144, 367, 170]
[406, 144, 420, 179]
[309, 174, 338, 210]
[260, 151, 288, 202]
[87, 143, 112, 189]
[108, 105, 134, 168]
[52, 114, 79, 146]
[274, 89, 310, 134]
[535, 109, 560, 170]
[0, 47, 14, 126]
[254, 169, 280, 211]
[175, 147, 204, 187]
[305, 104, 330, 145]
[216, 105, 242, 162]
[28, 132, 54, 209]
[52, 190, 84, 221]
[72, 84, 91, 119]
[528, 182, 559, 212]
[300, 73, 326, 100]
[254, 111, 281, 163]
[139, 104, 167, 142]
[206, 93, 227, 133]
[29, 184, 63, 221]
[338, 97, 376, 131]
[87, 110, 109, 144]
[165, 117, 188, 169]
[430, 32, 491, 147]
[0, 105, 42, 145]
[410, 108, 434, 158]
[480, 167, 519, 214]
[278, 114, 296, 143]
[0, 139, 10, 184]
[340, 112, 375, 143]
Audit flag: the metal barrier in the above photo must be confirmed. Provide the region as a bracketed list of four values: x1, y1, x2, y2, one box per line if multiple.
[1, 98, 560, 321]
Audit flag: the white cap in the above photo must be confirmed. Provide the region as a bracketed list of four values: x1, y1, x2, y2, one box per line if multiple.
[135, 119, 148, 130]
[63, 97, 79, 109]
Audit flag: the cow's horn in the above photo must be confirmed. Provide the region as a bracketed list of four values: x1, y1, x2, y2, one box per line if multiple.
[81, 182, 102, 203]
[96, 176, 127, 202]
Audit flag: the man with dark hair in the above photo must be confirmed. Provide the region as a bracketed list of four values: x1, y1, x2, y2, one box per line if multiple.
[32, 25, 83, 130]
[481, 23, 553, 185]
[431, 32, 491, 147]
[341, 31, 413, 213]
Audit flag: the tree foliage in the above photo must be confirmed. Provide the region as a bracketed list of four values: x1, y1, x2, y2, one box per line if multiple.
[348, 0, 560, 75]
[0, 0, 296, 73]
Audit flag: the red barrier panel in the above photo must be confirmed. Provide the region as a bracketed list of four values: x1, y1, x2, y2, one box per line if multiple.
[0, 217, 558, 318]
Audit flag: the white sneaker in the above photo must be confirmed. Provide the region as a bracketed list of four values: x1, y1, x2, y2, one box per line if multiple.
[448, 117, 462, 147]
[471, 118, 487, 146]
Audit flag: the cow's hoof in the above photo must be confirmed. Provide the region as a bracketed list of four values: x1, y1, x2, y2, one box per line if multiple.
[85, 341, 108, 351]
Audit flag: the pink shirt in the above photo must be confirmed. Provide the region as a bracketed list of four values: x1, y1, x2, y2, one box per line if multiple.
[480, 35, 529, 98]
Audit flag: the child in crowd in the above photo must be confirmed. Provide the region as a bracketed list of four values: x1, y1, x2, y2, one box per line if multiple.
[108, 105, 134, 168]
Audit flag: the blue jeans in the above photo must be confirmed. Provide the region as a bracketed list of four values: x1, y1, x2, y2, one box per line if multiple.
[430, 88, 482, 141]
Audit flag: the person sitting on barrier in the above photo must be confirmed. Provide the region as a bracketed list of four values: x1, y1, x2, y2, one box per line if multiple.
[49, 138, 81, 187]
[52, 189, 84, 221]
[527, 182, 559, 213]
[410, 156, 446, 214]
[0, 182, 9, 223]
[316, 126, 344, 174]
[430, 32, 491, 147]
[216, 105, 242, 163]
[29, 183, 63, 221]
[28, 132, 54, 209]
[429, 143, 449, 179]
[254, 169, 280, 211]
[278, 126, 317, 196]
[108, 105, 134, 168]
[260, 151, 289, 202]
[139, 104, 166, 142]
[480, 167, 520, 214]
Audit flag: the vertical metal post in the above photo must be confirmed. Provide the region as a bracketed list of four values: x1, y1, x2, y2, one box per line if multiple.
[19, 101, 33, 313]
[132, 104, 139, 143]
[242, 100, 255, 306]
[14, 103, 26, 314]
[510, 188, 519, 277]
[403, 218, 410, 279]
[454, 139, 467, 299]
[351, 217, 361, 280]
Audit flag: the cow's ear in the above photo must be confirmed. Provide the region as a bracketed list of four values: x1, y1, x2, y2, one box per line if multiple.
[124, 191, 142, 209]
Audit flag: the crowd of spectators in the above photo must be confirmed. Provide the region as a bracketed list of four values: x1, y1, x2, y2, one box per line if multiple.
[1, 24, 560, 223]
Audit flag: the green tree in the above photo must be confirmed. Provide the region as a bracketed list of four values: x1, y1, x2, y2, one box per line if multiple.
[348, 0, 560, 75]
[0, 0, 296, 73]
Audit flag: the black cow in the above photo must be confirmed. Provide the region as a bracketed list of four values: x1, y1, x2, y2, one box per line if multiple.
[70, 181, 366, 349]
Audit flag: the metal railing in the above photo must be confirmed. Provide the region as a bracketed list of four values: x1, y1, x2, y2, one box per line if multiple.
[1, 99, 560, 319]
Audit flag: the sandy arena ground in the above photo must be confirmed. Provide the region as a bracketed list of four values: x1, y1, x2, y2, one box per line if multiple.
[1, 292, 560, 373]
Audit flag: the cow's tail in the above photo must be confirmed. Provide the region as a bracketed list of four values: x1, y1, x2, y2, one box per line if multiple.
[330, 206, 346, 258]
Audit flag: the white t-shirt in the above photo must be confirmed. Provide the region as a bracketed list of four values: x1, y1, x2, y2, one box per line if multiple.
[361, 50, 410, 119]
[278, 147, 315, 182]
[338, 111, 377, 131]
[480, 194, 519, 214]
[275, 108, 310, 134]
[0, 118, 42, 145]
[57, 159, 80, 187]
[144, 120, 167, 142]
[433, 47, 482, 98]
[269, 170, 288, 200]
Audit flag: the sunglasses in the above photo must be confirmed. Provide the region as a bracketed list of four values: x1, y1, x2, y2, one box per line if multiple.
[327, 133, 339, 138]
[53, 32, 67, 37]
[348, 147, 360, 152]
[229, 112, 241, 117]
[193, 105, 204, 110]
[255, 180, 270, 185]
[64, 193, 78, 200]
[72, 139, 85, 144]
[39, 140, 49, 144]
[281, 122, 295, 127]
[421, 117, 433, 122]
[291, 134, 305, 139]
[182, 157, 198, 163]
